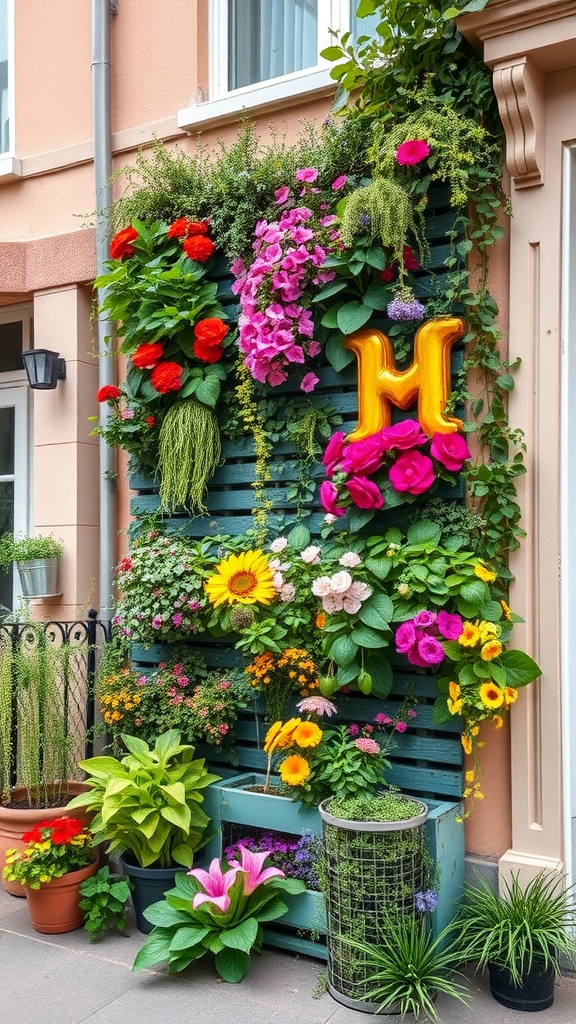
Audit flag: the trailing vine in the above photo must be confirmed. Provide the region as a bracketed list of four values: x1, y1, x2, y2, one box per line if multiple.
[234, 358, 273, 542]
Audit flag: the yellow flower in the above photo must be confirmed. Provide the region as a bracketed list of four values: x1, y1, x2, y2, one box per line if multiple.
[263, 721, 283, 754]
[448, 681, 461, 702]
[279, 754, 311, 787]
[473, 790, 484, 800]
[474, 563, 496, 583]
[504, 686, 518, 705]
[275, 717, 301, 749]
[292, 721, 323, 749]
[471, 725, 480, 736]
[479, 682, 504, 709]
[459, 621, 481, 647]
[479, 621, 500, 643]
[492, 714, 504, 729]
[465, 770, 475, 783]
[500, 599, 512, 622]
[448, 698, 464, 716]
[481, 640, 503, 661]
[205, 549, 276, 607]
[461, 735, 472, 755]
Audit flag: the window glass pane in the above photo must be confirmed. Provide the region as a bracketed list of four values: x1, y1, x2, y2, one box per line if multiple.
[0, 321, 23, 373]
[0, 407, 14, 474]
[228, 0, 318, 91]
[0, 480, 13, 614]
[350, 0, 381, 44]
[0, 0, 9, 155]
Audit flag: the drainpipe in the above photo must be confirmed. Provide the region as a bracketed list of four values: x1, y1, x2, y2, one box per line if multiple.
[92, 0, 117, 623]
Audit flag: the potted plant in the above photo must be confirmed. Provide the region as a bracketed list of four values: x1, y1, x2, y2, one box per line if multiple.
[0, 532, 63, 599]
[67, 729, 221, 932]
[318, 791, 429, 1011]
[79, 865, 133, 941]
[132, 847, 306, 981]
[0, 631, 89, 896]
[456, 872, 576, 1011]
[2, 815, 97, 933]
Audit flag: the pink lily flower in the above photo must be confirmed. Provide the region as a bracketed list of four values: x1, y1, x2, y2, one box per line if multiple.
[228, 847, 285, 895]
[188, 857, 239, 913]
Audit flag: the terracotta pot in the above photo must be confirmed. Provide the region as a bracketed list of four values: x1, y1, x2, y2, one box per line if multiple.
[25, 859, 98, 934]
[0, 783, 91, 897]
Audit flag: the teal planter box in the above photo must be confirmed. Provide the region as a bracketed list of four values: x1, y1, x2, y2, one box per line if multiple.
[202, 773, 464, 959]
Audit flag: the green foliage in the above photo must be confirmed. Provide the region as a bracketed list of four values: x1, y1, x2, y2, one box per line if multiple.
[79, 866, 132, 941]
[456, 872, 576, 986]
[339, 177, 421, 267]
[3, 818, 94, 889]
[67, 730, 221, 868]
[158, 399, 221, 513]
[326, 792, 424, 822]
[132, 862, 306, 980]
[0, 533, 63, 569]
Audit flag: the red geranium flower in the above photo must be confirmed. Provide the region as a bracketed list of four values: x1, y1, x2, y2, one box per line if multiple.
[182, 235, 215, 263]
[132, 342, 165, 370]
[193, 340, 224, 363]
[395, 139, 431, 166]
[146, 415, 156, 426]
[21, 825, 43, 843]
[167, 218, 210, 238]
[193, 318, 229, 347]
[150, 361, 184, 393]
[110, 226, 139, 260]
[97, 384, 121, 402]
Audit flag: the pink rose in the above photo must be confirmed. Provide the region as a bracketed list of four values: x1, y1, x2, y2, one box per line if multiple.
[380, 420, 427, 451]
[430, 432, 472, 472]
[322, 432, 347, 476]
[395, 621, 417, 654]
[296, 167, 318, 183]
[320, 480, 345, 518]
[437, 611, 463, 640]
[388, 451, 436, 495]
[395, 721, 408, 733]
[415, 636, 445, 666]
[331, 175, 348, 190]
[340, 435, 386, 476]
[346, 476, 384, 510]
[413, 610, 437, 629]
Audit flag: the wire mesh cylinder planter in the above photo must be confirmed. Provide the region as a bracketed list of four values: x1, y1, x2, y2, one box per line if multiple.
[319, 795, 428, 1013]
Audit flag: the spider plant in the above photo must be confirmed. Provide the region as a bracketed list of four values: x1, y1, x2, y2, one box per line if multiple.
[457, 872, 576, 986]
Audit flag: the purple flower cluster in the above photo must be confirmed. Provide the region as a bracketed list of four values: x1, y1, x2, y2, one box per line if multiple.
[414, 888, 439, 913]
[231, 169, 340, 391]
[224, 830, 321, 890]
[395, 610, 463, 667]
[386, 287, 427, 322]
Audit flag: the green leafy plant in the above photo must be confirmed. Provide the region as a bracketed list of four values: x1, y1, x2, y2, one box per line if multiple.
[133, 849, 306, 981]
[3, 815, 94, 889]
[67, 730, 220, 868]
[456, 872, 576, 986]
[0, 533, 63, 569]
[79, 865, 132, 941]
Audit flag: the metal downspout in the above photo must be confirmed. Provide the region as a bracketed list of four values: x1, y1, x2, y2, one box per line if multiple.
[92, 0, 116, 623]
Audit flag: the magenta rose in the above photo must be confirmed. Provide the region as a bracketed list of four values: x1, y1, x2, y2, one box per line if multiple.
[322, 432, 347, 476]
[380, 420, 428, 452]
[346, 476, 384, 510]
[436, 611, 463, 640]
[388, 451, 436, 495]
[413, 610, 437, 629]
[340, 435, 386, 476]
[320, 480, 345, 518]
[430, 432, 472, 472]
[395, 621, 417, 654]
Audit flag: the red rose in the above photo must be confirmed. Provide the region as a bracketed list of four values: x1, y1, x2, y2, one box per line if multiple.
[182, 235, 215, 262]
[132, 342, 164, 370]
[193, 318, 229, 347]
[97, 384, 121, 402]
[150, 361, 183, 393]
[110, 226, 138, 260]
[193, 340, 224, 363]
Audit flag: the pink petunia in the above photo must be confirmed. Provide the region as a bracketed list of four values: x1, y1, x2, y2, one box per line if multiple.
[331, 175, 348, 190]
[300, 372, 319, 393]
[296, 167, 318, 183]
[274, 185, 290, 204]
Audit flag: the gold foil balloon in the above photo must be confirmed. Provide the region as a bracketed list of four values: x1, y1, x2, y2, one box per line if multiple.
[343, 316, 464, 440]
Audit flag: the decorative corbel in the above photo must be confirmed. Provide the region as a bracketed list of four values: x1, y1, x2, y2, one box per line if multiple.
[492, 56, 545, 188]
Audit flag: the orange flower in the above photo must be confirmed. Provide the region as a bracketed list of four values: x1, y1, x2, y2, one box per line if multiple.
[481, 640, 503, 661]
[316, 612, 327, 629]
[459, 621, 480, 647]
[292, 721, 322, 749]
[492, 714, 504, 729]
[448, 681, 461, 702]
[279, 755, 311, 787]
[504, 686, 518, 705]
[461, 734, 472, 756]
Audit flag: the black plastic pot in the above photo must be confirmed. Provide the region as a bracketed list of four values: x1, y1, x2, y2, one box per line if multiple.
[488, 959, 555, 1012]
[120, 857, 186, 933]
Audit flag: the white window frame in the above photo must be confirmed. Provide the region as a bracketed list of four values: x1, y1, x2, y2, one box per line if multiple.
[0, 0, 20, 182]
[178, 0, 364, 132]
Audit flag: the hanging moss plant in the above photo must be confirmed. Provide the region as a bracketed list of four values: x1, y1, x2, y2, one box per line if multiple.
[339, 178, 422, 267]
[158, 399, 221, 513]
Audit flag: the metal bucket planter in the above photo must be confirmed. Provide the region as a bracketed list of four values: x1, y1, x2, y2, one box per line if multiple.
[319, 795, 428, 1013]
[17, 558, 61, 598]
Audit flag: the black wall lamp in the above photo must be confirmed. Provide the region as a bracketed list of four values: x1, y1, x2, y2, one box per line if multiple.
[22, 349, 67, 390]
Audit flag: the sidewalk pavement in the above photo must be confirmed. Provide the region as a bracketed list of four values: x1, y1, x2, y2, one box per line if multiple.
[1, 884, 576, 1024]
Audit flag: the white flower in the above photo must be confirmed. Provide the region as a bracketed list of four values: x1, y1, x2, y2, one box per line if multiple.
[322, 593, 344, 613]
[330, 570, 353, 594]
[339, 551, 361, 568]
[273, 572, 284, 590]
[301, 545, 321, 564]
[279, 583, 296, 603]
[312, 576, 332, 597]
[270, 537, 288, 553]
[323, 514, 337, 524]
[342, 596, 362, 614]
[349, 580, 371, 601]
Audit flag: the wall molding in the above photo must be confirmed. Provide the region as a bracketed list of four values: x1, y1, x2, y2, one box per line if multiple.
[493, 57, 545, 188]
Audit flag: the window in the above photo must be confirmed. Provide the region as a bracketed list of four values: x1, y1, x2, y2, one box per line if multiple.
[0, 0, 10, 155]
[210, 0, 380, 100]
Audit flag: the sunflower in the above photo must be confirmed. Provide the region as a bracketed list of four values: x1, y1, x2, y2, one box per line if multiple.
[205, 550, 276, 606]
[479, 682, 504, 709]
[279, 754, 311, 787]
[474, 563, 496, 583]
[458, 621, 481, 647]
[481, 640, 503, 661]
[293, 721, 323, 749]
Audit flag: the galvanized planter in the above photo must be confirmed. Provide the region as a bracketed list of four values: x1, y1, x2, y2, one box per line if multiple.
[17, 557, 61, 598]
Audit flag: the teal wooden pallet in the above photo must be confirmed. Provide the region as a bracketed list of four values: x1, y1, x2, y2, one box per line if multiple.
[201, 773, 464, 960]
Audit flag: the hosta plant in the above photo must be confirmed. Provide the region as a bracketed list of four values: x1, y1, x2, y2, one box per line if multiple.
[67, 730, 220, 868]
[133, 848, 306, 981]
